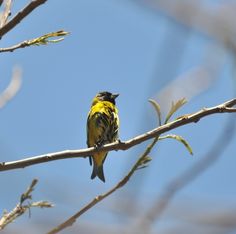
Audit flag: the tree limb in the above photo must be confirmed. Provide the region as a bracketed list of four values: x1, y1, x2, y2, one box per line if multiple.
[47, 137, 158, 234]
[0, 0, 13, 28]
[0, 0, 47, 39]
[135, 115, 236, 233]
[0, 179, 53, 230]
[0, 30, 69, 53]
[0, 98, 235, 172]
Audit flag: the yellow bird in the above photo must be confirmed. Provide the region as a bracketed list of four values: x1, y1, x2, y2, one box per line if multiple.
[87, 91, 119, 182]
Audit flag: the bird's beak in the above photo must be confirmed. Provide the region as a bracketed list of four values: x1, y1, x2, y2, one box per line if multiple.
[112, 93, 119, 99]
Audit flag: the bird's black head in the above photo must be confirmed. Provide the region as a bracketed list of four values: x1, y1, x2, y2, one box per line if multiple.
[96, 91, 119, 105]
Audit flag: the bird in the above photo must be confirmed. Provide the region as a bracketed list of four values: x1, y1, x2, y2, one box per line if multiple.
[87, 91, 119, 182]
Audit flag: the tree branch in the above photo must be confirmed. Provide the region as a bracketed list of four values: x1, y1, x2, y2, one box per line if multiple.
[135, 115, 236, 233]
[0, 98, 235, 172]
[0, 0, 47, 39]
[47, 137, 157, 234]
[0, 30, 69, 53]
[0, 0, 13, 28]
[0, 179, 53, 230]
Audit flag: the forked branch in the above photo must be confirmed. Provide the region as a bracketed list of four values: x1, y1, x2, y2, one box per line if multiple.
[0, 179, 53, 230]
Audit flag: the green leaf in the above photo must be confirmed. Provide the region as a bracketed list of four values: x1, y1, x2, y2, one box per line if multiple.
[159, 134, 193, 155]
[20, 179, 38, 204]
[149, 99, 162, 126]
[165, 98, 187, 124]
[136, 155, 152, 170]
[28, 30, 70, 46]
[31, 201, 54, 208]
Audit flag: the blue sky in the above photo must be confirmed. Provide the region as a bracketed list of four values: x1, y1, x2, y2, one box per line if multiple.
[1, 0, 236, 233]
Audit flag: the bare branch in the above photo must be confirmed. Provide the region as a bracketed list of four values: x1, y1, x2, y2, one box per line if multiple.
[0, 66, 22, 108]
[0, 0, 13, 27]
[0, 179, 53, 230]
[47, 137, 158, 234]
[0, 30, 70, 53]
[0, 99, 235, 171]
[0, 0, 48, 39]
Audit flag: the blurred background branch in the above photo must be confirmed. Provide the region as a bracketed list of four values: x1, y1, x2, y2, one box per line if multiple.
[0, 66, 22, 108]
[136, 0, 236, 52]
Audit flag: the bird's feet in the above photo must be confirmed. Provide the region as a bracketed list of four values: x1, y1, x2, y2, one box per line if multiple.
[94, 140, 103, 149]
[115, 139, 124, 151]
[117, 139, 122, 144]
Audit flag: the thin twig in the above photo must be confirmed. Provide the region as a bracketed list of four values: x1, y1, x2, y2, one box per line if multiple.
[0, 40, 34, 52]
[0, 0, 13, 28]
[136, 115, 236, 233]
[47, 137, 158, 234]
[0, 0, 47, 39]
[0, 66, 22, 108]
[0, 98, 235, 172]
[0, 179, 53, 230]
[0, 30, 69, 53]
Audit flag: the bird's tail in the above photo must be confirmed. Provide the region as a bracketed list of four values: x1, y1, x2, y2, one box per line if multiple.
[91, 163, 105, 182]
[90, 152, 107, 182]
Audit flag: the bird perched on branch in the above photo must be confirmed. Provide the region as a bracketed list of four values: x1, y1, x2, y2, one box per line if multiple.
[87, 91, 119, 182]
